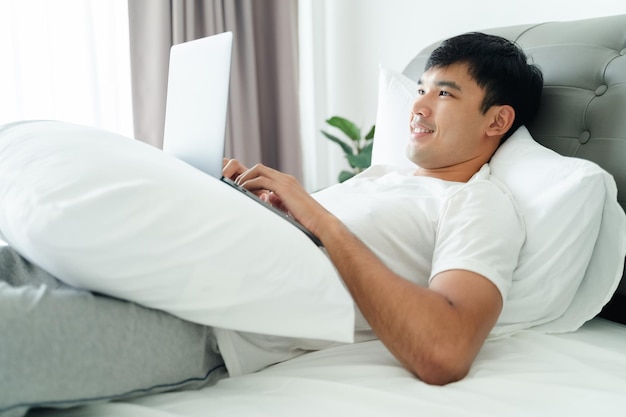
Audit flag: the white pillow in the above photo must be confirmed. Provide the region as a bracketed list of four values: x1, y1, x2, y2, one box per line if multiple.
[372, 67, 626, 334]
[370, 65, 418, 170]
[0, 120, 354, 342]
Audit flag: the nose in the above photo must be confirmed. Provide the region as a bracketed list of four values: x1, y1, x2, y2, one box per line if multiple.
[411, 95, 431, 118]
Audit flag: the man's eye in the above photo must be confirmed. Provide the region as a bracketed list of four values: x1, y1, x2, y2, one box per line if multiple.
[417, 88, 426, 95]
[439, 90, 451, 96]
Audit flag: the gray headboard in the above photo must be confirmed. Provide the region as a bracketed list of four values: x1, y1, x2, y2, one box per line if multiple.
[403, 14, 626, 324]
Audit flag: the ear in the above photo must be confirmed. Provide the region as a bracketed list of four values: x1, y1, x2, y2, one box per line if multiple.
[485, 105, 515, 138]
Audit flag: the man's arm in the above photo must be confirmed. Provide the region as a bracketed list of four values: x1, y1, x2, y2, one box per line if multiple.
[317, 215, 502, 385]
[224, 161, 503, 384]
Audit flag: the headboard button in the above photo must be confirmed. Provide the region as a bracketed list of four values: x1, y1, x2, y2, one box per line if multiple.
[579, 131, 591, 144]
[595, 85, 608, 96]
[620, 48, 626, 56]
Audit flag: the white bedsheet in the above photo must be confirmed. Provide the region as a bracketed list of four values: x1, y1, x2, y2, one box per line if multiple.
[30, 318, 626, 417]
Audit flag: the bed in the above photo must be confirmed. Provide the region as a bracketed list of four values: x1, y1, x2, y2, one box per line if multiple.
[1, 13, 626, 417]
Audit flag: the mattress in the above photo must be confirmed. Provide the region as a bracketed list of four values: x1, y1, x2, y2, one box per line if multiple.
[29, 317, 626, 417]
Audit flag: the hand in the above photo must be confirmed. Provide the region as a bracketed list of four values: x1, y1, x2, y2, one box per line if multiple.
[231, 163, 333, 236]
[222, 158, 277, 205]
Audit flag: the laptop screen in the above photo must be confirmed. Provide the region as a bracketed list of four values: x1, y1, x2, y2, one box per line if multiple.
[162, 32, 233, 179]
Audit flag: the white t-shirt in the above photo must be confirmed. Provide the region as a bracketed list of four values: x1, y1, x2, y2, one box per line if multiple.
[214, 163, 525, 377]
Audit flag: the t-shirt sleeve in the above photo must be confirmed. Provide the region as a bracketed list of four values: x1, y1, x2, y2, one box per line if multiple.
[429, 180, 525, 302]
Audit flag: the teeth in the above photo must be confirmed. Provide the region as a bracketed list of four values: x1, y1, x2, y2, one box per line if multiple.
[410, 114, 432, 133]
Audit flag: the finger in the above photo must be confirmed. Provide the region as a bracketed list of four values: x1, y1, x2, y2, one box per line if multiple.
[237, 163, 289, 186]
[267, 192, 289, 213]
[259, 191, 273, 203]
[222, 159, 248, 180]
[235, 163, 268, 185]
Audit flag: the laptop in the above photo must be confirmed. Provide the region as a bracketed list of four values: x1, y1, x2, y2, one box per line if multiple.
[162, 32, 322, 247]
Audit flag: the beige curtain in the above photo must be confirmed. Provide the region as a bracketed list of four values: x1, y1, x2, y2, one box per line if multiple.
[127, 0, 302, 179]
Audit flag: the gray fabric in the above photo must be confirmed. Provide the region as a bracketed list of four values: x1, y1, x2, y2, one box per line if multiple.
[127, 0, 303, 181]
[0, 245, 227, 417]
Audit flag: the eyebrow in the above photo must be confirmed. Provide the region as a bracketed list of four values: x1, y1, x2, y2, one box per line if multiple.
[417, 78, 463, 91]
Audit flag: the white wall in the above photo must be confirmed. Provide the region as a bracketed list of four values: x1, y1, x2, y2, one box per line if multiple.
[300, 0, 626, 190]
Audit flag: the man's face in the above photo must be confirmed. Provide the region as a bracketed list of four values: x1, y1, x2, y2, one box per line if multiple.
[406, 63, 495, 173]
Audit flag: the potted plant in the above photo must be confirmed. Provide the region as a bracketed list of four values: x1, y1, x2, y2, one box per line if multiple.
[321, 116, 375, 182]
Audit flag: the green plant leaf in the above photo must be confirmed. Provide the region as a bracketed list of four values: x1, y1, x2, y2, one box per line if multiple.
[365, 124, 376, 140]
[322, 116, 375, 183]
[321, 130, 354, 155]
[338, 170, 355, 183]
[346, 152, 372, 169]
[326, 116, 361, 142]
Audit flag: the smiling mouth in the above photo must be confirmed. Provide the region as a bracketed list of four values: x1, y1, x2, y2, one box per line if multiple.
[410, 114, 434, 134]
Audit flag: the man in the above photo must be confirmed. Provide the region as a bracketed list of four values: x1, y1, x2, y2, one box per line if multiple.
[222, 32, 543, 385]
[0, 32, 543, 417]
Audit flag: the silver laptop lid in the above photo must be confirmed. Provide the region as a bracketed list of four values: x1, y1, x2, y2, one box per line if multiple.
[162, 31, 233, 178]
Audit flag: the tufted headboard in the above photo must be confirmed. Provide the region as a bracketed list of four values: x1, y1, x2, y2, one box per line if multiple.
[403, 14, 626, 324]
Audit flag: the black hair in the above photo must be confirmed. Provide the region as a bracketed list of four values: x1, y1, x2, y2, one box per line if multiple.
[425, 32, 544, 142]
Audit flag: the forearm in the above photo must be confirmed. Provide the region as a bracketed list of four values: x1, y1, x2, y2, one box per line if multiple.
[314, 214, 494, 384]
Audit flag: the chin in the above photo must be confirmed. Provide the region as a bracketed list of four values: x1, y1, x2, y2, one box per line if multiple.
[405, 146, 421, 166]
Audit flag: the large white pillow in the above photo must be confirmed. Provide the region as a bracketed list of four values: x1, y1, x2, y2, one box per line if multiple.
[0, 120, 354, 342]
[372, 67, 626, 335]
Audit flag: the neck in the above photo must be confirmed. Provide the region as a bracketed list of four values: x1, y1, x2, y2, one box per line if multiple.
[413, 166, 479, 182]
[413, 154, 491, 182]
